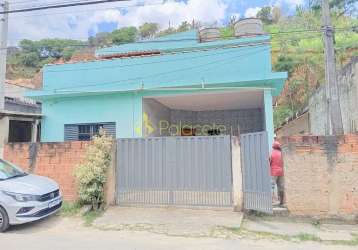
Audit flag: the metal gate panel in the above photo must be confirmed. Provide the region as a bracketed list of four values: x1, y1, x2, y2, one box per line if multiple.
[240, 132, 272, 213]
[117, 136, 233, 207]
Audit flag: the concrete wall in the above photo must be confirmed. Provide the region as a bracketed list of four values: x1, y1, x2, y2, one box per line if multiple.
[309, 57, 358, 135]
[142, 98, 171, 136]
[276, 112, 310, 137]
[231, 136, 243, 211]
[0, 116, 10, 157]
[5, 83, 36, 103]
[281, 135, 358, 219]
[170, 108, 263, 136]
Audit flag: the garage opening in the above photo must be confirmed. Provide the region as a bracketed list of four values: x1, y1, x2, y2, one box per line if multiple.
[142, 90, 265, 137]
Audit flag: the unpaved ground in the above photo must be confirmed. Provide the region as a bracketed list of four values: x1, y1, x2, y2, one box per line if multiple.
[94, 206, 243, 237]
[0, 214, 357, 250]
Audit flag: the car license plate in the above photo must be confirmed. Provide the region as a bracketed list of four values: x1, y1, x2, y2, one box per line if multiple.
[48, 198, 61, 208]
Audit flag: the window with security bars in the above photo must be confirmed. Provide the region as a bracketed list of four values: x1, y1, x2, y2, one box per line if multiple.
[64, 122, 116, 141]
[78, 124, 101, 141]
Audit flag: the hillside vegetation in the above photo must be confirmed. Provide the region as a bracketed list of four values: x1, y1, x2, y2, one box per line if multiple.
[6, 2, 358, 127]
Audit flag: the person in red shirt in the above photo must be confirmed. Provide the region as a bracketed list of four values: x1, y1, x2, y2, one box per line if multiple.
[270, 140, 285, 206]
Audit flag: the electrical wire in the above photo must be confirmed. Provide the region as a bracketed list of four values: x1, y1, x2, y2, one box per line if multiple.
[1, 26, 356, 51]
[0, 0, 131, 14]
[8, 0, 163, 18]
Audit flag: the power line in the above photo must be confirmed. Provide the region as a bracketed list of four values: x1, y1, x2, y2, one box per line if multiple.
[0, 0, 131, 14]
[1, 26, 356, 51]
[8, 0, 163, 18]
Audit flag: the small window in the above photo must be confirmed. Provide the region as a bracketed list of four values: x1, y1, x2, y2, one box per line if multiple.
[64, 122, 116, 141]
[78, 124, 102, 141]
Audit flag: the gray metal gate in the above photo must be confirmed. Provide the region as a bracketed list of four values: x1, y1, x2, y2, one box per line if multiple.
[240, 132, 272, 213]
[117, 136, 233, 207]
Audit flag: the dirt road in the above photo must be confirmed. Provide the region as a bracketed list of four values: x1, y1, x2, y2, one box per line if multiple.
[0, 215, 357, 250]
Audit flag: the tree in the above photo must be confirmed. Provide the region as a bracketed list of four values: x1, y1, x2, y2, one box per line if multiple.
[274, 55, 298, 76]
[157, 27, 176, 37]
[272, 6, 282, 23]
[177, 21, 191, 32]
[88, 32, 112, 47]
[111, 27, 138, 45]
[19, 52, 40, 67]
[19, 39, 37, 53]
[309, 0, 357, 17]
[256, 6, 273, 24]
[139, 23, 159, 38]
[228, 15, 239, 27]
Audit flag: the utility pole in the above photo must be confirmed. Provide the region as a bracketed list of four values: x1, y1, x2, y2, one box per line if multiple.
[0, 1, 8, 111]
[322, 0, 344, 135]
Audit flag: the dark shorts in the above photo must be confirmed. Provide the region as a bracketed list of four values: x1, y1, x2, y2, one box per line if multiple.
[272, 176, 285, 193]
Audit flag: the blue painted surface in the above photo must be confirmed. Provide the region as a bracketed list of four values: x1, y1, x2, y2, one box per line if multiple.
[41, 93, 143, 142]
[27, 31, 287, 142]
[28, 45, 286, 98]
[264, 89, 274, 149]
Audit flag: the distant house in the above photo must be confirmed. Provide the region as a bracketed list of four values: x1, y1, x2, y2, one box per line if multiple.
[27, 29, 287, 146]
[0, 80, 42, 156]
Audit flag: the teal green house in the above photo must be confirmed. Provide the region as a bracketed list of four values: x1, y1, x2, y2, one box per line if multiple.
[27, 30, 287, 145]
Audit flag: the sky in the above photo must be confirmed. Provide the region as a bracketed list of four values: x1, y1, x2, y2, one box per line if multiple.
[6, 0, 307, 45]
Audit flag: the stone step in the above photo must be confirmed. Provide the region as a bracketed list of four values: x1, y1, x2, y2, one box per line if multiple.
[273, 206, 289, 216]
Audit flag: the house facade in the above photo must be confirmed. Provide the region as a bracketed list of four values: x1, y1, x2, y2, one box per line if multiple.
[27, 30, 287, 147]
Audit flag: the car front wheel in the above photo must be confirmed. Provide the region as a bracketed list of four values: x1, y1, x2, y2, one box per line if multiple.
[0, 206, 9, 232]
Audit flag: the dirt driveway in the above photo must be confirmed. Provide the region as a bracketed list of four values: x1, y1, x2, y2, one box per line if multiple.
[1, 208, 357, 250]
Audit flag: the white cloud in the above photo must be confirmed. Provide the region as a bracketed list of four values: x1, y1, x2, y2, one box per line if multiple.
[272, 0, 305, 9]
[91, 0, 228, 29]
[7, 0, 231, 45]
[244, 7, 262, 18]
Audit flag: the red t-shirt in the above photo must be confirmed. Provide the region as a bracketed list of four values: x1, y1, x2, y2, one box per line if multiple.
[270, 148, 283, 176]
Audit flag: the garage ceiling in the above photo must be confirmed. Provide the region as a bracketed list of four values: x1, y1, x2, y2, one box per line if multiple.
[150, 90, 264, 111]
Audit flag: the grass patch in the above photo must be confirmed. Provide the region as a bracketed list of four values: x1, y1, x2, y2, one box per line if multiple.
[228, 227, 358, 246]
[293, 233, 321, 242]
[60, 202, 82, 217]
[82, 210, 104, 227]
[60, 202, 104, 227]
[329, 234, 358, 246]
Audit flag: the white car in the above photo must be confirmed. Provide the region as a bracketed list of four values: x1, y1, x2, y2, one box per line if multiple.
[0, 159, 62, 232]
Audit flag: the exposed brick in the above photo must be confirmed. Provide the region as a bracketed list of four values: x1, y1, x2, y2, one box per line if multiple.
[282, 135, 358, 218]
[3, 141, 88, 202]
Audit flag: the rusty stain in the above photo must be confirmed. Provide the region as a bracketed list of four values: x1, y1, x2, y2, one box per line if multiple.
[28, 143, 39, 173]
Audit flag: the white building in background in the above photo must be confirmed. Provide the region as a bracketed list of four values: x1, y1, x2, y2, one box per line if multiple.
[0, 80, 42, 157]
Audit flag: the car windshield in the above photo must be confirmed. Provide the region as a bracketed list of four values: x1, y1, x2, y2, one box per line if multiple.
[0, 159, 27, 180]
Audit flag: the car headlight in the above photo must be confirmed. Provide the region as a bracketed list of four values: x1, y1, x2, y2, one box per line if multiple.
[2, 191, 38, 202]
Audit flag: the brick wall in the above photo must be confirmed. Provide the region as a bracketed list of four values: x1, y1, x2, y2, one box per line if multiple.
[281, 135, 358, 219]
[3, 142, 89, 201]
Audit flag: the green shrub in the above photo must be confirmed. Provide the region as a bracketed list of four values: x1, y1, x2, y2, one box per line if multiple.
[74, 131, 113, 210]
